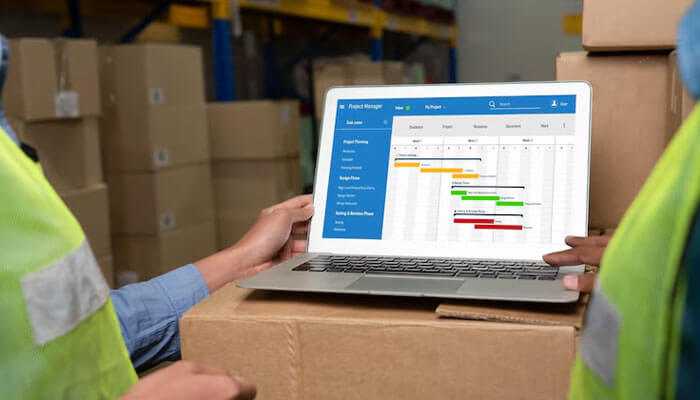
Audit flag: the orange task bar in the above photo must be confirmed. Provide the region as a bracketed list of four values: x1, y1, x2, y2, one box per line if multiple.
[452, 173, 480, 179]
[420, 168, 463, 173]
[394, 162, 420, 168]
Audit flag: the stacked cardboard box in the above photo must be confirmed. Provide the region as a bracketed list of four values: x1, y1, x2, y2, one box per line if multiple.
[313, 59, 407, 119]
[208, 100, 302, 249]
[3, 38, 114, 286]
[582, 0, 692, 51]
[556, 0, 694, 232]
[99, 44, 216, 284]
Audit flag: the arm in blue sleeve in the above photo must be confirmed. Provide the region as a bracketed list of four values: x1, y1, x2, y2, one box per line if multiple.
[110, 264, 209, 372]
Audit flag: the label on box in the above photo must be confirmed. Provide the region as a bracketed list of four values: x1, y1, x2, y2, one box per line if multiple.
[149, 88, 166, 105]
[153, 148, 171, 168]
[159, 211, 176, 231]
[54, 91, 80, 118]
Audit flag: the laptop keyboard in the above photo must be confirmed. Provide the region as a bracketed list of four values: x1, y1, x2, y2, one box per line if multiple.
[292, 255, 559, 280]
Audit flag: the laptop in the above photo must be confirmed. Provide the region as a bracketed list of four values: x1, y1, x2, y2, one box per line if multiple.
[240, 81, 592, 303]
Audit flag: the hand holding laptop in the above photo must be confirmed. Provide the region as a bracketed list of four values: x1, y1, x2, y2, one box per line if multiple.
[236, 194, 314, 268]
[543, 234, 610, 292]
[194, 195, 313, 292]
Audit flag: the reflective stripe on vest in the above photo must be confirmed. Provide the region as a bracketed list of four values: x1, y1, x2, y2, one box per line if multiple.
[0, 126, 137, 398]
[569, 106, 700, 399]
[21, 241, 109, 345]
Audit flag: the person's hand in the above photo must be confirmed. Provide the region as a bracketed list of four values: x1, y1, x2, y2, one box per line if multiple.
[122, 361, 255, 400]
[234, 194, 314, 269]
[543, 235, 611, 293]
[195, 195, 313, 292]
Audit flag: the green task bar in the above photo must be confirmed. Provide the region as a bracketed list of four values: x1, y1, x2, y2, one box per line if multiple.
[451, 190, 467, 195]
[462, 195, 500, 201]
[496, 201, 524, 207]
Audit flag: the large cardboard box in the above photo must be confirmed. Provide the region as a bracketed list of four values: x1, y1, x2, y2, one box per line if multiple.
[212, 158, 302, 217]
[99, 44, 208, 172]
[383, 61, 406, 85]
[582, 0, 692, 51]
[182, 285, 585, 400]
[556, 52, 671, 230]
[208, 101, 300, 160]
[113, 220, 217, 281]
[12, 117, 103, 191]
[59, 183, 111, 258]
[313, 62, 348, 119]
[668, 51, 696, 138]
[346, 61, 386, 85]
[313, 60, 403, 119]
[108, 164, 215, 235]
[100, 104, 210, 172]
[99, 44, 205, 109]
[4, 38, 101, 120]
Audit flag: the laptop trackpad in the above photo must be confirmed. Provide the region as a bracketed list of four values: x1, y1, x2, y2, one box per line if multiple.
[347, 276, 462, 294]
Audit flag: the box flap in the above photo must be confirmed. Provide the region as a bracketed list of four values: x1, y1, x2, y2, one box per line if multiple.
[436, 295, 588, 329]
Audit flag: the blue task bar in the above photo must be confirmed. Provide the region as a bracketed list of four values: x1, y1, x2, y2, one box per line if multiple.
[335, 95, 576, 130]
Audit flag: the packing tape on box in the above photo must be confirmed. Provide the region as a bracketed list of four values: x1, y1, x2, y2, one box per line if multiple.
[53, 39, 80, 118]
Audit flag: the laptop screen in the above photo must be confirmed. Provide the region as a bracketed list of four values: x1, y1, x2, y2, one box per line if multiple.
[310, 85, 590, 259]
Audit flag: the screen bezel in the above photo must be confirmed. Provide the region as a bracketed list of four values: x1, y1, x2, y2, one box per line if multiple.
[308, 82, 592, 260]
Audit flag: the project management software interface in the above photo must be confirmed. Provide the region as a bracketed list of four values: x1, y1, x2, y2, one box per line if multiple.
[323, 95, 577, 246]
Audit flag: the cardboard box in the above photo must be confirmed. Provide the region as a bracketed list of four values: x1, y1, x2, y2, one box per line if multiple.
[113, 220, 216, 281]
[3, 38, 101, 120]
[346, 61, 386, 85]
[99, 43, 208, 172]
[668, 51, 696, 138]
[383, 61, 406, 85]
[208, 101, 300, 160]
[108, 164, 215, 235]
[99, 44, 205, 109]
[313, 60, 401, 118]
[181, 285, 585, 400]
[97, 254, 115, 288]
[556, 52, 671, 230]
[101, 104, 210, 172]
[12, 117, 103, 191]
[59, 183, 111, 258]
[313, 62, 349, 119]
[212, 158, 302, 217]
[582, 0, 692, 51]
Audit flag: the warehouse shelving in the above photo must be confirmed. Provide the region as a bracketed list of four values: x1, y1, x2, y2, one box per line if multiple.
[48, 0, 457, 100]
[203, 0, 457, 100]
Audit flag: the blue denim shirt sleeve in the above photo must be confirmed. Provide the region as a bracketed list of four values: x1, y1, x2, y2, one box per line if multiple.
[110, 264, 209, 372]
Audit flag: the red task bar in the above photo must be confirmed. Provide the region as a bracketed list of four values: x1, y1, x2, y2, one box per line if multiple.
[454, 218, 495, 224]
[475, 224, 523, 230]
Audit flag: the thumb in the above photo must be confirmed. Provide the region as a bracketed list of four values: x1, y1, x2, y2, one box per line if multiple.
[562, 273, 596, 293]
[287, 205, 314, 224]
[232, 377, 257, 400]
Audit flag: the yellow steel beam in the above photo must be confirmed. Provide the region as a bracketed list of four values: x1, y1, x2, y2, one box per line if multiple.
[237, 0, 376, 28]
[232, 0, 455, 40]
[383, 12, 454, 40]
